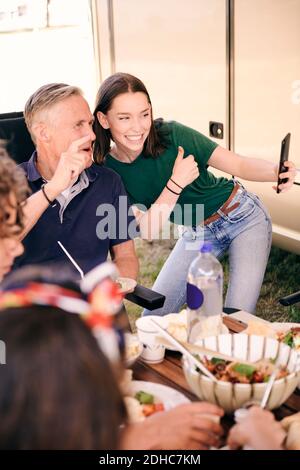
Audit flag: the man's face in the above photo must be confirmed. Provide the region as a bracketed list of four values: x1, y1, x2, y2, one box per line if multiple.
[44, 94, 96, 166]
[0, 193, 24, 281]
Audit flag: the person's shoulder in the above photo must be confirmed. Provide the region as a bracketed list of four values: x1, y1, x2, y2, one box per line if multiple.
[17, 151, 39, 180]
[155, 119, 182, 132]
[88, 163, 122, 180]
[159, 120, 193, 136]
[167, 120, 214, 143]
[18, 160, 29, 174]
[160, 120, 197, 144]
[88, 163, 123, 188]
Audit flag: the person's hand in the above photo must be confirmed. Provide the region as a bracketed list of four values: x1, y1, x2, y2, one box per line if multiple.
[121, 402, 224, 450]
[46, 135, 93, 197]
[272, 160, 297, 193]
[227, 406, 286, 450]
[170, 146, 199, 190]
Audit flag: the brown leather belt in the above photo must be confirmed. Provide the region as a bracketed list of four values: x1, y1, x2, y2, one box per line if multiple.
[203, 183, 241, 226]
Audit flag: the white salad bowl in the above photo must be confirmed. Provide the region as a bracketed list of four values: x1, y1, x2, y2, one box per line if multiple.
[182, 334, 300, 414]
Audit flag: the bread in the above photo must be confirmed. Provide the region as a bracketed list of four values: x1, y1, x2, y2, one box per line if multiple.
[124, 396, 145, 423]
[242, 320, 277, 338]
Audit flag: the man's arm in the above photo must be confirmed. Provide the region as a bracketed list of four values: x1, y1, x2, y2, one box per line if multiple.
[20, 135, 93, 239]
[21, 186, 59, 239]
[110, 240, 139, 280]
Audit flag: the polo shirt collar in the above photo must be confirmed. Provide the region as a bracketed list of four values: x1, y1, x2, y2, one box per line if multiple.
[26, 151, 98, 183]
[26, 151, 42, 182]
[85, 165, 99, 182]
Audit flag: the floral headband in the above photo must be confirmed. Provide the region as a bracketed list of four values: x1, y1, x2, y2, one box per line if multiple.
[0, 273, 125, 364]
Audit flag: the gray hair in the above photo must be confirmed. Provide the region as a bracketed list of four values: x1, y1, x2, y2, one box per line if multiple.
[24, 83, 83, 142]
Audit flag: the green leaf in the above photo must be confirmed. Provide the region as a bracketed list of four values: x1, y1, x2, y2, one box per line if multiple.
[211, 357, 226, 365]
[283, 332, 294, 348]
[135, 390, 154, 404]
[232, 363, 256, 378]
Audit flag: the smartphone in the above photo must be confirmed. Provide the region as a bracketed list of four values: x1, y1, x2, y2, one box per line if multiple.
[277, 133, 291, 194]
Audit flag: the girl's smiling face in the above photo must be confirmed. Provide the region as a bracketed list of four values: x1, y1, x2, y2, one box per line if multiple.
[97, 91, 152, 159]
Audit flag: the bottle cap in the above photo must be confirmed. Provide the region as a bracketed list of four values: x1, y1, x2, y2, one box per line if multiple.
[200, 242, 212, 253]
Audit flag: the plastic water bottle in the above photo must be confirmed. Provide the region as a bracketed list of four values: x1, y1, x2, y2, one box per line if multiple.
[187, 242, 223, 343]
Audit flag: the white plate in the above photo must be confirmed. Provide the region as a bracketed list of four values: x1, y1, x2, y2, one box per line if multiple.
[269, 322, 300, 332]
[229, 310, 271, 325]
[117, 277, 137, 294]
[139, 311, 229, 351]
[125, 333, 143, 367]
[164, 325, 229, 351]
[128, 380, 190, 410]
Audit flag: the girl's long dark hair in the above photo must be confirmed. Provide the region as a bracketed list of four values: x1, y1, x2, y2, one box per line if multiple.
[93, 72, 169, 164]
[0, 306, 126, 449]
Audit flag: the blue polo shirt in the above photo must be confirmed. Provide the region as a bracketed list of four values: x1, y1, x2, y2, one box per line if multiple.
[15, 153, 137, 275]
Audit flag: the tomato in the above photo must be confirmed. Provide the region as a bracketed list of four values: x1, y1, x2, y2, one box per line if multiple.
[142, 403, 165, 417]
[154, 403, 165, 412]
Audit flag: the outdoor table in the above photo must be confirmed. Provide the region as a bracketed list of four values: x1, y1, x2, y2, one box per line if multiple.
[132, 315, 300, 445]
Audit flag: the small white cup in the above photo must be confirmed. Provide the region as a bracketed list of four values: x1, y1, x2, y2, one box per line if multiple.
[136, 316, 165, 364]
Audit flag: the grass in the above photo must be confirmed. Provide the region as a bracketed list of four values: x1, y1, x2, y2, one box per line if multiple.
[126, 239, 300, 329]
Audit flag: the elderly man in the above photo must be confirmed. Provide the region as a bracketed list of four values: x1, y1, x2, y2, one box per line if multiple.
[14, 83, 138, 278]
[0, 154, 27, 282]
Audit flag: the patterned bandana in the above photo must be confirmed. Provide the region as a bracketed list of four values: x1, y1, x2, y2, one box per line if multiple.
[0, 278, 125, 364]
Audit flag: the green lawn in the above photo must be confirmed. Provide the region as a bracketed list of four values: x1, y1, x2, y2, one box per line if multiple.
[126, 239, 300, 330]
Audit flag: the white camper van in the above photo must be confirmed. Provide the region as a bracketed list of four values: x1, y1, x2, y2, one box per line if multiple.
[0, 0, 299, 253]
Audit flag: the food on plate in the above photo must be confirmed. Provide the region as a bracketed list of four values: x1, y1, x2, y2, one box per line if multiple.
[193, 314, 223, 338]
[134, 390, 165, 416]
[241, 320, 300, 351]
[125, 334, 142, 365]
[164, 309, 224, 342]
[120, 371, 166, 423]
[124, 390, 165, 423]
[276, 328, 300, 351]
[116, 277, 137, 294]
[126, 341, 140, 359]
[242, 320, 277, 338]
[198, 356, 289, 384]
[167, 310, 188, 342]
[124, 396, 145, 423]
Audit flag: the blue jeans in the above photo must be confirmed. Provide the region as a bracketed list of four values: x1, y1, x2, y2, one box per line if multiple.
[143, 183, 272, 316]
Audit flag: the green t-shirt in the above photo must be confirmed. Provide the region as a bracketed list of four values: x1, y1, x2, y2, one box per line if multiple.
[104, 120, 234, 226]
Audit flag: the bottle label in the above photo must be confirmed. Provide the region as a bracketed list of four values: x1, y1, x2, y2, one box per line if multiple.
[186, 282, 204, 310]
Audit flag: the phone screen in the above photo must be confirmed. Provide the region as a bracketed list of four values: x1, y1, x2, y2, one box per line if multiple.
[277, 133, 291, 194]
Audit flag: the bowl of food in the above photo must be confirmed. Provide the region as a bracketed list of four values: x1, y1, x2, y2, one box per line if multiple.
[182, 333, 300, 414]
[241, 320, 300, 390]
[272, 324, 300, 351]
